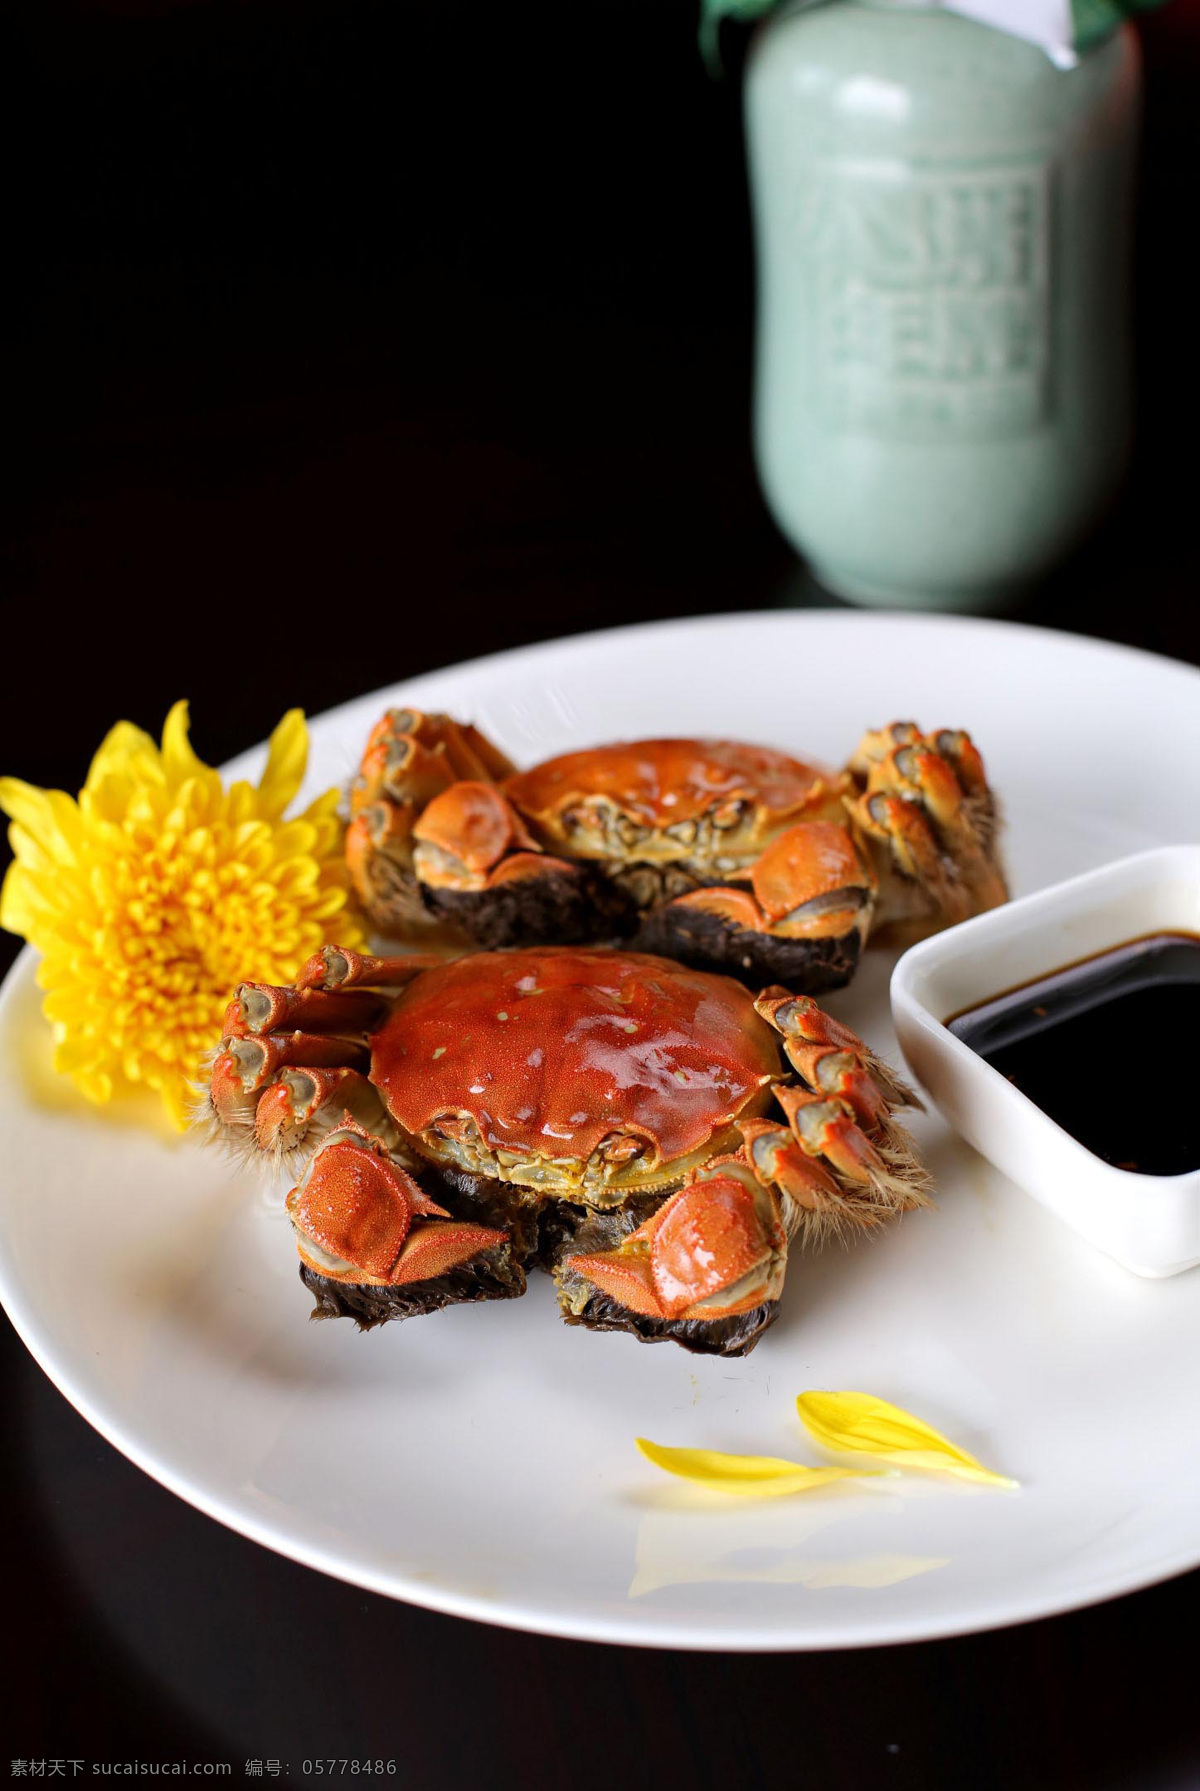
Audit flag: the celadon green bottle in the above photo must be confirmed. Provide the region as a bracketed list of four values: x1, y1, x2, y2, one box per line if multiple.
[745, 1, 1142, 609]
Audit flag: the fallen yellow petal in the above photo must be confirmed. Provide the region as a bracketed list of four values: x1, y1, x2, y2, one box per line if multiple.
[796, 1391, 1017, 1489]
[636, 1437, 874, 1499]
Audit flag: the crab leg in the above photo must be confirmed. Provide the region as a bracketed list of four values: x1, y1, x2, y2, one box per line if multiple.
[204, 955, 442, 1167]
[296, 946, 443, 991]
[738, 1118, 843, 1215]
[744, 987, 930, 1231]
[770, 1085, 931, 1230]
[345, 801, 423, 924]
[845, 722, 1007, 930]
[251, 1068, 392, 1157]
[351, 708, 516, 813]
[753, 989, 922, 1114]
[222, 981, 390, 1040]
[207, 1026, 393, 1166]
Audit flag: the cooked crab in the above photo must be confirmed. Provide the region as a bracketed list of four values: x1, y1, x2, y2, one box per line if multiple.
[345, 715, 1006, 993]
[199, 944, 931, 1356]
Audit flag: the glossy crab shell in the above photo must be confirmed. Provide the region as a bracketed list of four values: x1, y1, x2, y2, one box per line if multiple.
[503, 739, 841, 847]
[371, 946, 780, 1199]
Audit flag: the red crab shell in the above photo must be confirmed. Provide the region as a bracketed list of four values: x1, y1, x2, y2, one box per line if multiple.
[502, 738, 832, 834]
[369, 946, 780, 1179]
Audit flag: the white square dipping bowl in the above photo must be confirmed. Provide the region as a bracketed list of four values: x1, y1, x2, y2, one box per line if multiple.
[890, 844, 1200, 1279]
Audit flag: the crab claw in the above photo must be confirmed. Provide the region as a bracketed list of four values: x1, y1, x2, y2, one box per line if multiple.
[667, 886, 767, 933]
[566, 1166, 786, 1323]
[407, 783, 600, 945]
[287, 1117, 505, 1286]
[412, 782, 545, 890]
[749, 820, 876, 941]
[667, 886, 767, 930]
[639, 821, 875, 997]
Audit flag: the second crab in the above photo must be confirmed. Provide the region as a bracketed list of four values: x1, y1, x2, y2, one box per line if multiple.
[344, 716, 1007, 993]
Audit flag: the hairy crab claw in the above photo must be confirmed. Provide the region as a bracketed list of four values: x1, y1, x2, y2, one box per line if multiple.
[343, 712, 1008, 993]
[197, 946, 931, 1355]
[288, 1118, 504, 1279]
[556, 1161, 788, 1358]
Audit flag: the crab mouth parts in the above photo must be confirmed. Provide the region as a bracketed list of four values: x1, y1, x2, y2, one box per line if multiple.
[543, 788, 849, 870]
[551, 798, 758, 860]
[406, 1114, 764, 1205]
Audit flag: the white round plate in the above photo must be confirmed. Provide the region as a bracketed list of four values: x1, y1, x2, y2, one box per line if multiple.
[3, 612, 1199, 1651]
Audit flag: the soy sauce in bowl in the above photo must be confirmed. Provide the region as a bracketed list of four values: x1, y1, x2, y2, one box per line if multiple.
[947, 933, 1200, 1177]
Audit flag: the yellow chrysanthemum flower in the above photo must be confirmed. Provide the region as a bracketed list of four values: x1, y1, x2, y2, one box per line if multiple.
[0, 701, 365, 1130]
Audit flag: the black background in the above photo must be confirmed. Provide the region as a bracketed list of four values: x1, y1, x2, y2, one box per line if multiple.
[4, 1, 1200, 1784]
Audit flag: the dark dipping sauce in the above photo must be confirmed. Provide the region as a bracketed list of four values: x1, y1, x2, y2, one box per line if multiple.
[947, 932, 1200, 1178]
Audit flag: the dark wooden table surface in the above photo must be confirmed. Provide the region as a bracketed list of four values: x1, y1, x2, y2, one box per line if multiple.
[5, 2, 1200, 1784]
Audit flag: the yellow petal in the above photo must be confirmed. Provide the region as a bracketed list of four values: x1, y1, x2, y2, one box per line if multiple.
[0, 865, 39, 938]
[256, 709, 308, 818]
[0, 863, 73, 940]
[300, 787, 343, 826]
[160, 701, 210, 789]
[636, 1437, 874, 1499]
[796, 1392, 1017, 1489]
[0, 778, 80, 859]
[74, 1068, 115, 1105]
[85, 720, 161, 790]
[7, 820, 75, 882]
